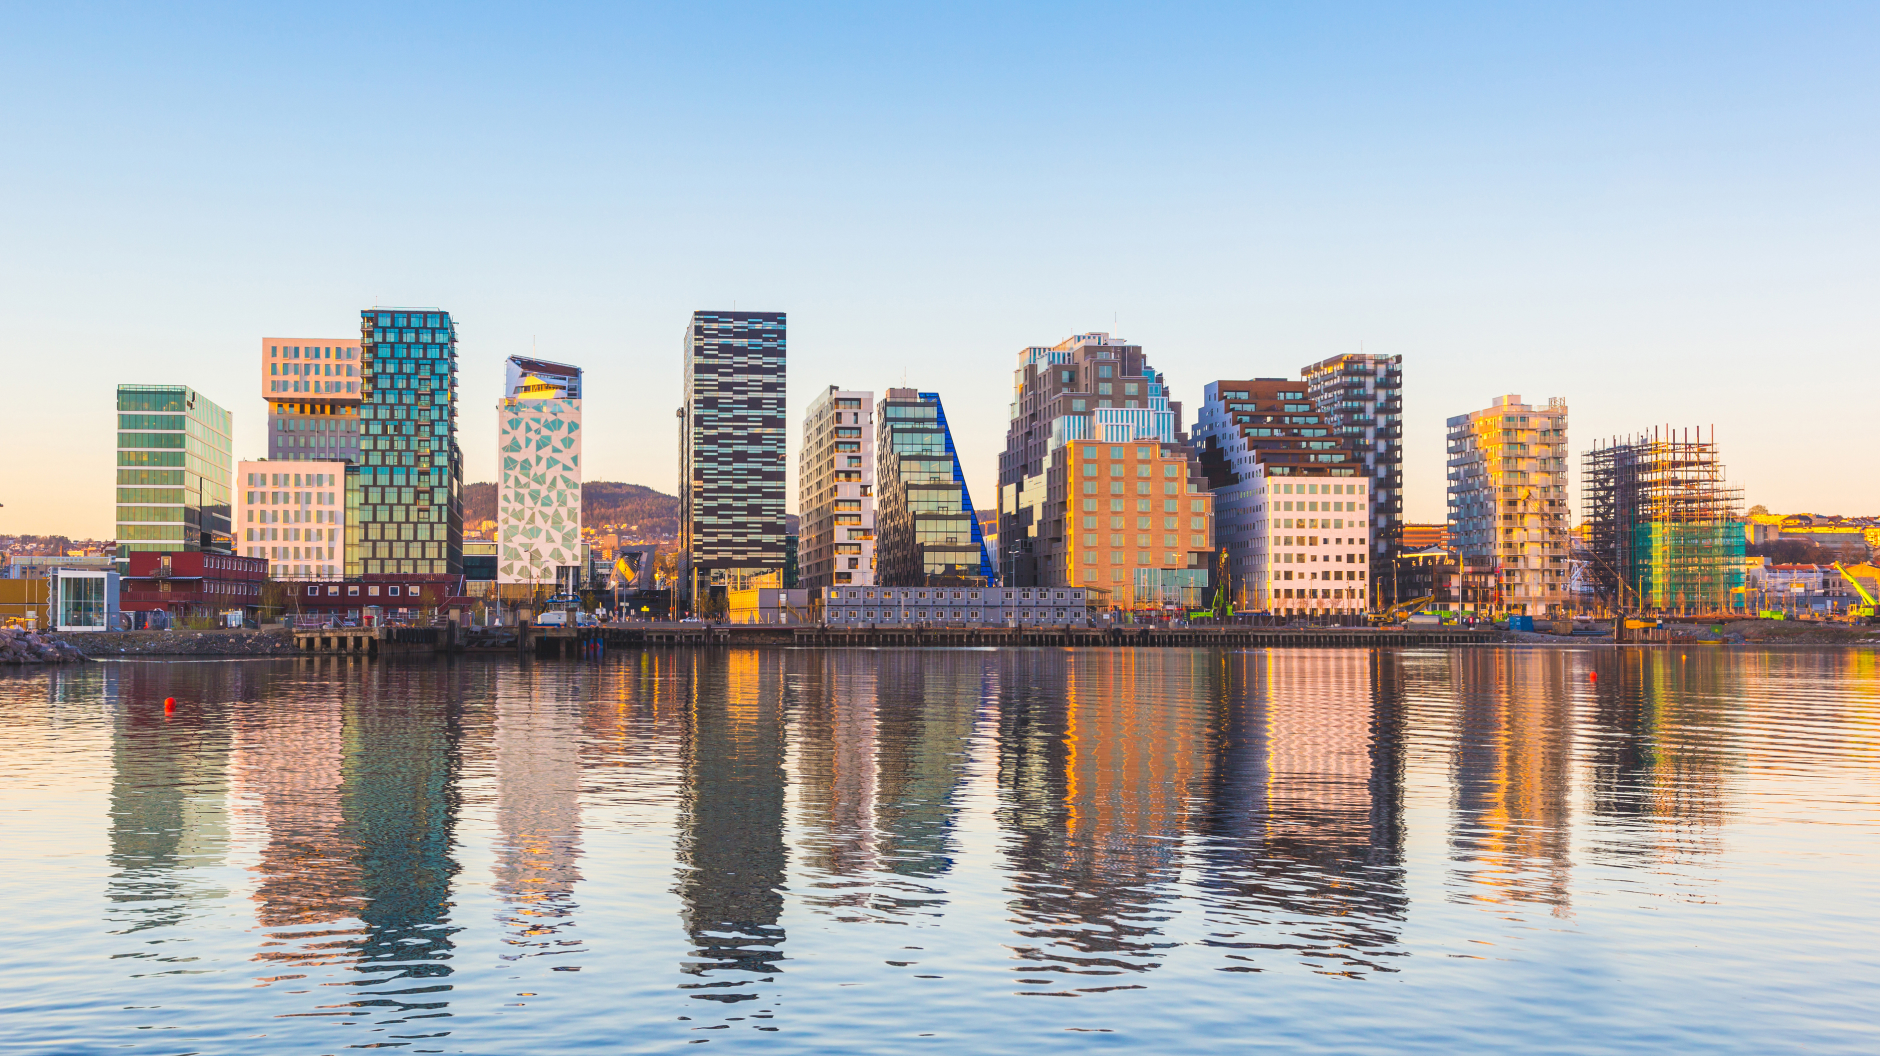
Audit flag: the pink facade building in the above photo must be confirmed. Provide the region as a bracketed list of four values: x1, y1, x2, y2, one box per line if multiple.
[263, 337, 363, 462]
[235, 459, 348, 580]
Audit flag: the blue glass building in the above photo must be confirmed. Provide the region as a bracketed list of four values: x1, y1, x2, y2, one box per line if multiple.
[874, 389, 995, 586]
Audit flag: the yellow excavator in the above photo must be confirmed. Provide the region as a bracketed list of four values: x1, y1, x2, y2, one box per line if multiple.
[1367, 595, 1436, 625]
[1831, 562, 1878, 622]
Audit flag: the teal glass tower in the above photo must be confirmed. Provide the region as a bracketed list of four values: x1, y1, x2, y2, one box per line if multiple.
[352, 308, 462, 576]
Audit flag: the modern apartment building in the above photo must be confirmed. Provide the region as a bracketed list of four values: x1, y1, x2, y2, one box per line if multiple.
[1042, 439, 1215, 609]
[678, 310, 787, 607]
[497, 356, 583, 584]
[114, 384, 234, 571]
[997, 333, 1184, 586]
[1193, 379, 1371, 617]
[1446, 395, 1572, 614]
[875, 389, 994, 586]
[798, 386, 875, 589]
[235, 460, 347, 579]
[262, 337, 363, 462]
[1301, 353, 1402, 605]
[352, 308, 462, 576]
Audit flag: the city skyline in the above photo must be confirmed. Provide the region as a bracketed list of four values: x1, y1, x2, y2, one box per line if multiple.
[6, 5, 1879, 536]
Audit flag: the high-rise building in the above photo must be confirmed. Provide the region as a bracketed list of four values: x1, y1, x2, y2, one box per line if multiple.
[1582, 426, 1744, 614]
[352, 308, 462, 576]
[798, 387, 875, 589]
[1045, 439, 1215, 609]
[1301, 354, 1402, 605]
[497, 356, 583, 585]
[235, 461, 347, 579]
[114, 384, 233, 571]
[678, 310, 786, 608]
[1446, 395, 1572, 614]
[875, 389, 994, 586]
[261, 337, 363, 463]
[997, 333, 1184, 586]
[1193, 379, 1371, 617]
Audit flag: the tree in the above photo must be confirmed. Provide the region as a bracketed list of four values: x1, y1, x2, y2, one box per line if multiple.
[1747, 504, 1770, 517]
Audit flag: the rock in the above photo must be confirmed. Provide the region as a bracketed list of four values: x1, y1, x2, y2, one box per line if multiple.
[0, 627, 88, 664]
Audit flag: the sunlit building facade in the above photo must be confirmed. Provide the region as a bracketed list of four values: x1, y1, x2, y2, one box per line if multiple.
[799, 387, 875, 589]
[262, 336, 363, 463]
[1194, 379, 1371, 616]
[1446, 394, 1571, 614]
[235, 459, 347, 579]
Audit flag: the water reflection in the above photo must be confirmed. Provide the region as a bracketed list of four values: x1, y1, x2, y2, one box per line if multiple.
[1448, 650, 1575, 912]
[1189, 651, 1409, 975]
[493, 676, 584, 963]
[997, 650, 1209, 989]
[677, 651, 789, 1000]
[4, 646, 1874, 1053]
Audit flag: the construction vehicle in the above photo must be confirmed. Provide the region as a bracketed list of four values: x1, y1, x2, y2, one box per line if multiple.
[1831, 562, 1878, 622]
[1367, 595, 1435, 625]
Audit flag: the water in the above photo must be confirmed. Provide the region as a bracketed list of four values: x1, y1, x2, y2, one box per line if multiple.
[4, 647, 1877, 1054]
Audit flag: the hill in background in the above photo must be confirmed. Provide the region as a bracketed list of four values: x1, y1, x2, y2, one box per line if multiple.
[462, 481, 679, 540]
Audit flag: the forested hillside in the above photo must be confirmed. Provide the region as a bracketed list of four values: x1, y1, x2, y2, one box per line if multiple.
[462, 481, 679, 539]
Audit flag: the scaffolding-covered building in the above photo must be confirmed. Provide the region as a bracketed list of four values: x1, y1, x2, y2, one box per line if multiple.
[1581, 428, 1745, 614]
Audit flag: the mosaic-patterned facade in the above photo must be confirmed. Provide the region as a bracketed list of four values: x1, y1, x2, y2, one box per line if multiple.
[497, 397, 582, 584]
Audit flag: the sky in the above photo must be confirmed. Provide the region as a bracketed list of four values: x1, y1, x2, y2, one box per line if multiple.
[2, 1, 1876, 538]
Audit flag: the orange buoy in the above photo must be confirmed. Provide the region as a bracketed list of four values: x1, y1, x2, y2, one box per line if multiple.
[1589, 672, 1597, 682]
[164, 697, 175, 714]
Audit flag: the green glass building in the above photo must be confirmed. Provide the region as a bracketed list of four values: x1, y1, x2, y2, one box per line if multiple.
[115, 385, 234, 571]
[351, 307, 462, 576]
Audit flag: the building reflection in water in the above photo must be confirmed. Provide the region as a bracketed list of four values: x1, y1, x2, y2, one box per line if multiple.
[676, 650, 788, 1002]
[336, 661, 466, 1022]
[231, 660, 366, 983]
[105, 663, 233, 934]
[793, 651, 984, 923]
[794, 650, 882, 909]
[1189, 650, 1409, 975]
[492, 666, 585, 962]
[1447, 650, 1574, 913]
[996, 649, 1211, 991]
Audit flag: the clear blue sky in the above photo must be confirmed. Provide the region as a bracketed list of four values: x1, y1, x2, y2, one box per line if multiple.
[3, 2, 1875, 537]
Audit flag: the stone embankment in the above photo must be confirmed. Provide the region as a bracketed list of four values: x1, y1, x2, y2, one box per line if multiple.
[70, 629, 300, 658]
[0, 627, 87, 664]
[1504, 618, 1880, 647]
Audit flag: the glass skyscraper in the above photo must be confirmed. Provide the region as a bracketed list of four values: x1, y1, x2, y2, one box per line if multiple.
[874, 389, 993, 586]
[350, 308, 462, 576]
[114, 384, 233, 571]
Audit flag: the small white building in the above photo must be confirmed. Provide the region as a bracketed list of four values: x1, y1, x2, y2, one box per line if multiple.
[51, 568, 119, 632]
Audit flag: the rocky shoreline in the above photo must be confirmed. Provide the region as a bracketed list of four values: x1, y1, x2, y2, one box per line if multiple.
[0, 627, 87, 663]
[67, 629, 301, 659]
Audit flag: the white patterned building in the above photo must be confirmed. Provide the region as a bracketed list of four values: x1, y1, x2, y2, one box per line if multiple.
[497, 357, 583, 585]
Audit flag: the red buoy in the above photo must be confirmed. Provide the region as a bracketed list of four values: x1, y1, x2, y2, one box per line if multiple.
[164, 697, 175, 714]
[1588, 672, 1597, 682]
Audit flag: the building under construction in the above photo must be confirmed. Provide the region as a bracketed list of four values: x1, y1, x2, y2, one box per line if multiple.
[1582, 428, 1744, 614]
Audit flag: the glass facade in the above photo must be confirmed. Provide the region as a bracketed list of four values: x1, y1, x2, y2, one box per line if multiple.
[874, 390, 993, 586]
[352, 309, 462, 576]
[114, 385, 233, 571]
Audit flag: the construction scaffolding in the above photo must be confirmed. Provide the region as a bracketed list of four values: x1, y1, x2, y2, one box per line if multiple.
[1582, 427, 1745, 614]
